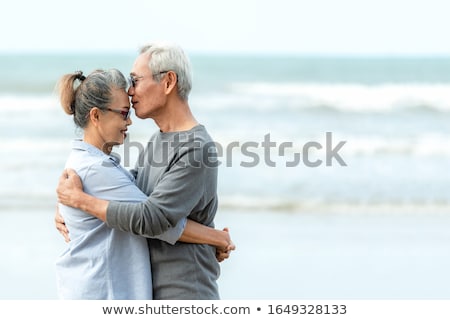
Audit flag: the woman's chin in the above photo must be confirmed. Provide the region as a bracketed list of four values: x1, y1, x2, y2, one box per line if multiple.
[114, 135, 126, 145]
[102, 141, 122, 153]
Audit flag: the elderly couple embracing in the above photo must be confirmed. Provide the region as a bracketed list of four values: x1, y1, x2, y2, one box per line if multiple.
[54, 41, 235, 300]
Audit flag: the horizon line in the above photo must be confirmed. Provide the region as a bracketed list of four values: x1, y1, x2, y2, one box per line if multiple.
[1, 49, 450, 59]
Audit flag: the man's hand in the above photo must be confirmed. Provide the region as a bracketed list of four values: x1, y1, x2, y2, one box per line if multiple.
[216, 227, 236, 262]
[57, 168, 109, 221]
[55, 204, 70, 242]
[56, 168, 83, 208]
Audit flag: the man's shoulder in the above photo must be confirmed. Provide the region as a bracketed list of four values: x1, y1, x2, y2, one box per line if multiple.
[147, 129, 163, 142]
[186, 124, 214, 144]
[156, 125, 214, 145]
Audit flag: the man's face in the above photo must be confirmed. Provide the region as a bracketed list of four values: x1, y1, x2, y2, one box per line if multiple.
[128, 53, 166, 119]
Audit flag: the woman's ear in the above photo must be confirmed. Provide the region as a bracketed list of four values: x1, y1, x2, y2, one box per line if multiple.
[89, 107, 101, 126]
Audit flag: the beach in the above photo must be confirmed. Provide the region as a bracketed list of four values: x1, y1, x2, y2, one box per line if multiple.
[1, 53, 450, 299]
[1, 208, 449, 299]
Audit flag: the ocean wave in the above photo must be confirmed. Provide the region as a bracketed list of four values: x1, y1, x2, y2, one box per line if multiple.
[192, 82, 450, 113]
[4, 91, 450, 158]
[4, 82, 450, 114]
[339, 133, 450, 157]
[2, 191, 448, 214]
[0, 94, 59, 110]
[218, 195, 450, 214]
[210, 133, 450, 157]
[5, 131, 450, 159]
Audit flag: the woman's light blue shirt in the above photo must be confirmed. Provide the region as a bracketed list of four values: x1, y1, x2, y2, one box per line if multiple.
[56, 140, 185, 299]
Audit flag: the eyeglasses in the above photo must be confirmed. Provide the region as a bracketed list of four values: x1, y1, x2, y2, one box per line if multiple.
[107, 108, 131, 120]
[128, 75, 144, 88]
[128, 71, 170, 88]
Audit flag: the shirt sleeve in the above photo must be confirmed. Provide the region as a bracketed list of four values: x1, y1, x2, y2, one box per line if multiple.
[106, 142, 212, 236]
[155, 218, 186, 245]
[85, 159, 186, 244]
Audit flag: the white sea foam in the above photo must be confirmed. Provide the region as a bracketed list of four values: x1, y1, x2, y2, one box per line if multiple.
[2, 86, 450, 212]
[192, 82, 450, 112]
[209, 132, 450, 158]
[0, 94, 59, 110]
[4, 83, 450, 113]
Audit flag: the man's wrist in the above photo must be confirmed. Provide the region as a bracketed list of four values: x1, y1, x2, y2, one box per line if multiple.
[73, 190, 87, 210]
[213, 230, 229, 248]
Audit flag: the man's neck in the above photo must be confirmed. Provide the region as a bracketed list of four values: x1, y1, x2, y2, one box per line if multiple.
[154, 101, 199, 133]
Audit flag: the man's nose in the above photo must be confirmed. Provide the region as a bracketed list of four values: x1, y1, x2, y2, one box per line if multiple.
[128, 86, 134, 96]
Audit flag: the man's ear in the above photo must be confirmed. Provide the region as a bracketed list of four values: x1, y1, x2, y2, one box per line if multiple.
[164, 71, 178, 94]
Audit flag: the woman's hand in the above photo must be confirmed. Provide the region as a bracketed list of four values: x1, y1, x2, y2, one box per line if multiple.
[215, 227, 236, 262]
[55, 204, 70, 242]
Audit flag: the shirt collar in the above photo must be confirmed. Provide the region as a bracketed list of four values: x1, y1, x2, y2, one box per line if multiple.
[71, 139, 121, 165]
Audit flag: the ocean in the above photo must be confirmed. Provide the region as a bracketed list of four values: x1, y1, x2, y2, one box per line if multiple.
[1, 53, 449, 299]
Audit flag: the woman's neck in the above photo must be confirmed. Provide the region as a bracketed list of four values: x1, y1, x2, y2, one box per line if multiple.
[83, 130, 111, 155]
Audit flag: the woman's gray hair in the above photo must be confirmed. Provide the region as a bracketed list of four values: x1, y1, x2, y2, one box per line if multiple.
[58, 68, 128, 128]
[139, 42, 192, 101]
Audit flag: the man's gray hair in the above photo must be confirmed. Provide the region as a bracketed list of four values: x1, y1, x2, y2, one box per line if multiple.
[139, 42, 193, 101]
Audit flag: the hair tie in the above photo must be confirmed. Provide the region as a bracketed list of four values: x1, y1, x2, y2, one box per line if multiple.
[75, 70, 86, 82]
[70, 101, 76, 114]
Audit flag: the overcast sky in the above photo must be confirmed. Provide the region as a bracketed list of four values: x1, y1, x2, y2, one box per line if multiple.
[2, 0, 450, 55]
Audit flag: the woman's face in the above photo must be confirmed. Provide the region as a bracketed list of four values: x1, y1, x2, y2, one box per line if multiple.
[97, 88, 132, 151]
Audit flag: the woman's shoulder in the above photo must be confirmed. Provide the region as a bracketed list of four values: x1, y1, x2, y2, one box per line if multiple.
[63, 140, 148, 201]
[65, 140, 109, 174]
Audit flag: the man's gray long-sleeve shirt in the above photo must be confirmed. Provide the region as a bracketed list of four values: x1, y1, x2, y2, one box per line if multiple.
[106, 125, 220, 299]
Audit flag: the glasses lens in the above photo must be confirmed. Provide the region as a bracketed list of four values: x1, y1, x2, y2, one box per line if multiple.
[129, 76, 135, 88]
[107, 108, 130, 120]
